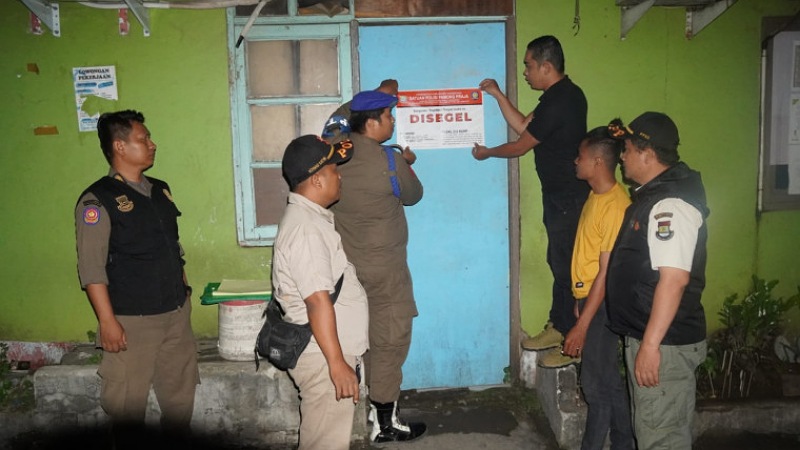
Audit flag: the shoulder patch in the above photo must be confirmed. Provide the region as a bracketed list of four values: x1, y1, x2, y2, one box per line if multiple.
[83, 206, 100, 225]
[82, 199, 102, 207]
[655, 212, 674, 241]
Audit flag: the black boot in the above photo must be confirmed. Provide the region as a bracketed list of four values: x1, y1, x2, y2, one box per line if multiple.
[370, 400, 426, 444]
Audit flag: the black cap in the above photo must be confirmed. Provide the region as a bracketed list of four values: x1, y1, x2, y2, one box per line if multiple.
[282, 135, 353, 189]
[608, 112, 679, 151]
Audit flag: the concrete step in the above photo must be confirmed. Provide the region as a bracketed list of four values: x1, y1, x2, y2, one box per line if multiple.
[30, 355, 369, 448]
[519, 347, 800, 450]
[4, 342, 799, 450]
[520, 348, 588, 450]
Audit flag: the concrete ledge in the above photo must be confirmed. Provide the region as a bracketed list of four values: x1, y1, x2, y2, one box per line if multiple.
[520, 348, 800, 450]
[520, 349, 587, 449]
[28, 359, 368, 448]
[694, 398, 800, 437]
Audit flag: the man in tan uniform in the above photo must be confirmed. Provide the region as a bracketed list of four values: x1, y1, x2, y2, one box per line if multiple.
[330, 90, 426, 443]
[322, 79, 399, 144]
[274, 135, 369, 450]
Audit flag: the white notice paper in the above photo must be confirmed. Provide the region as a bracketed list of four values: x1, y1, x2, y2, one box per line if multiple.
[396, 88, 484, 150]
[73, 65, 118, 132]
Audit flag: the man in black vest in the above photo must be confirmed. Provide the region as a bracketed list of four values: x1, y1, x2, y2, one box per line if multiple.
[605, 112, 709, 449]
[74, 110, 199, 447]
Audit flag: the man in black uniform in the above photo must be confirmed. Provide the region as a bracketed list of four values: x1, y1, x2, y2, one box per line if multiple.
[606, 112, 708, 449]
[473, 35, 589, 366]
[74, 110, 199, 447]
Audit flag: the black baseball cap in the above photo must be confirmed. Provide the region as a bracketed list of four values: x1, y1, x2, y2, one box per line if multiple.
[282, 135, 352, 189]
[608, 112, 680, 151]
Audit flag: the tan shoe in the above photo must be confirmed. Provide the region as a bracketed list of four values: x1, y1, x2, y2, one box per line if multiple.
[537, 346, 580, 368]
[521, 322, 563, 350]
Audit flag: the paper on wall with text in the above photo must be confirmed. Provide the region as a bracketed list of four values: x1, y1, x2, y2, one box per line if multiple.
[395, 88, 484, 150]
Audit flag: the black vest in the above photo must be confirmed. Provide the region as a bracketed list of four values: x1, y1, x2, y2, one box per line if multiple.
[606, 163, 708, 345]
[83, 176, 185, 315]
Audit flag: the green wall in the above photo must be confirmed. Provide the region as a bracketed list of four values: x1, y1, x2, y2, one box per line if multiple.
[1, 0, 798, 343]
[0, 3, 271, 341]
[516, 0, 800, 335]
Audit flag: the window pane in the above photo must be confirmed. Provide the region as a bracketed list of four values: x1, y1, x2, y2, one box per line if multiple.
[247, 40, 294, 97]
[251, 104, 296, 162]
[299, 40, 340, 95]
[247, 39, 339, 97]
[299, 1, 351, 16]
[235, 1, 288, 17]
[301, 103, 341, 136]
[253, 168, 289, 227]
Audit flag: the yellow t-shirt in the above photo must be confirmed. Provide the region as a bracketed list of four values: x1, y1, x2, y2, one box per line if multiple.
[571, 182, 631, 299]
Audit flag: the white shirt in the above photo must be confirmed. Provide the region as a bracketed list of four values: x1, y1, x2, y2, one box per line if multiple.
[647, 198, 703, 271]
[272, 192, 369, 356]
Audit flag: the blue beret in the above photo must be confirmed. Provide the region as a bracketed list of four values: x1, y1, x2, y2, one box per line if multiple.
[351, 90, 398, 112]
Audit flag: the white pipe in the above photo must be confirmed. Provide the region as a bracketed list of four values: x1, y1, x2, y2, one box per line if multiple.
[235, 0, 268, 48]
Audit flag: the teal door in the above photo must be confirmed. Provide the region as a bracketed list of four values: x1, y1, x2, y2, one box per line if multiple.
[358, 22, 510, 388]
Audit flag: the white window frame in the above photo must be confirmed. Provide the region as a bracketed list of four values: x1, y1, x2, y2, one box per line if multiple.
[226, 6, 353, 246]
[761, 26, 800, 212]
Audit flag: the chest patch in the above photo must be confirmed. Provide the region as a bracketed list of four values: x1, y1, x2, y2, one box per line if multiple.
[115, 195, 134, 212]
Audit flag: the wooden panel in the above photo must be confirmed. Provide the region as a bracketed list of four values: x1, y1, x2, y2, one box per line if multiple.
[616, 0, 719, 6]
[355, 0, 513, 18]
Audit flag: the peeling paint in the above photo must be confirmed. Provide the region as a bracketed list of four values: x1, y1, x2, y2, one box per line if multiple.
[1, 341, 78, 370]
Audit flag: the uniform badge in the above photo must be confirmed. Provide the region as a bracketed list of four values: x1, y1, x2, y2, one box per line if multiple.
[115, 195, 134, 212]
[83, 206, 100, 225]
[654, 212, 674, 241]
[163, 189, 174, 203]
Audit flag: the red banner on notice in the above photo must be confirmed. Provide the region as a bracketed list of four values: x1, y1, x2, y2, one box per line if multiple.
[397, 88, 483, 108]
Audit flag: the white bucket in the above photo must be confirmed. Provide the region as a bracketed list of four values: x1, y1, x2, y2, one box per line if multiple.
[217, 300, 267, 361]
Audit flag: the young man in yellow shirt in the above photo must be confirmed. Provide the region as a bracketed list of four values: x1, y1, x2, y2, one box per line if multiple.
[541, 126, 635, 450]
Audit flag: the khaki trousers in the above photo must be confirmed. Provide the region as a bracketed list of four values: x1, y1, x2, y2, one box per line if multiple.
[98, 301, 199, 432]
[625, 337, 706, 450]
[289, 352, 361, 450]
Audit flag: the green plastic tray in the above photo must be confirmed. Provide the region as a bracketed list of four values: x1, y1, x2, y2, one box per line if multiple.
[199, 282, 271, 305]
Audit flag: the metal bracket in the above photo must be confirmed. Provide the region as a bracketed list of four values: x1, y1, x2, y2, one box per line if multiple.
[122, 0, 150, 37]
[19, 0, 60, 37]
[686, 0, 737, 39]
[619, 0, 738, 40]
[620, 0, 654, 40]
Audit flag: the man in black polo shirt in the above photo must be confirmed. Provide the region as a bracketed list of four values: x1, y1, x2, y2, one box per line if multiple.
[473, 35, 589, 367]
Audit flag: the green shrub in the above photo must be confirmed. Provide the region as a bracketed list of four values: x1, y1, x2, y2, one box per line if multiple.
[699, 276, 800, 399]
[0, 343, 34, 412]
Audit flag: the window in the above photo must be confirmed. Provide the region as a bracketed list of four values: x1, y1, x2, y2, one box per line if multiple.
[227, 5, 353, 245]
[761, 18, 800, 212]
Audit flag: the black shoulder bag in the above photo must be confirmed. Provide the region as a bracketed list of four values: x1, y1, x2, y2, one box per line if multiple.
[255, 274, 344, 371]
